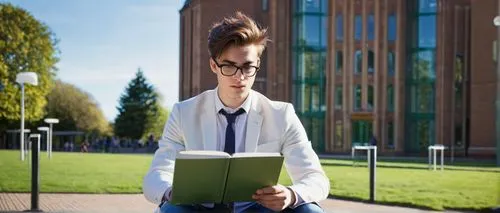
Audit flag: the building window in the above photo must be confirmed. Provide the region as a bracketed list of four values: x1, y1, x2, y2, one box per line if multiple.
[368, 85, 374, 111]
[415, 120, 436, 149]
[321, 0, 327, 13]
[336, 14, 343, 41]
[368, 50, 375, 74]
[321, 12, 327, 47]
[411, 50, 436, 80]
[354, 84, 361, 111]
[387, 121, 394, 149]
[388, 14, 396, 41]
[335, 85, 342, 110]
[388, 51, 395, 76]
[387, 84, 394, 112]
[405, 0, 437, 153]
[410, 83, 435, 113]
[262, 0, 268, 11]
[297, 0, 321, 13]
[354, 50, 362, 74]
[303, 16, 322, 47]
[368, 14, 375, 40]
[419, 0, 437, 13]
[418, 15, 436, 48]
[311, 85, 320, 112]
[336, 51, 343, 74]
[292, 0, 328, 152]
[335, 120, 343, 148]
[355, 15, 362, 41]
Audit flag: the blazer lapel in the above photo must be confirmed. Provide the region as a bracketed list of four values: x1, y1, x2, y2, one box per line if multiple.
[245, 94, 263, 152]
[201, 91, 218, 151]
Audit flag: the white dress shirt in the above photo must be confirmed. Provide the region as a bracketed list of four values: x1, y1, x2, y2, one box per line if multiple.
[214, 88, 251, 154]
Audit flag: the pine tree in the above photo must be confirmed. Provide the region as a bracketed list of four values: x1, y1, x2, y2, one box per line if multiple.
[114, 68, 158, 139]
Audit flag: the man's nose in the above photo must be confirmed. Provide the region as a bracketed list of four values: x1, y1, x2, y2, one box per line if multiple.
[233, 69, 245, 80]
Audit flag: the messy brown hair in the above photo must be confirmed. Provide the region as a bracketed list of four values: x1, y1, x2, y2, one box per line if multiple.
[208, 11, 269, 59]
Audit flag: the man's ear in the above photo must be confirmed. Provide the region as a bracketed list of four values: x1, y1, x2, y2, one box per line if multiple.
[209, 58, 218, 74]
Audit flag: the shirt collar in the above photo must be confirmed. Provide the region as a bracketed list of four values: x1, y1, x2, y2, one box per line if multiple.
[214, 87, 252, 114]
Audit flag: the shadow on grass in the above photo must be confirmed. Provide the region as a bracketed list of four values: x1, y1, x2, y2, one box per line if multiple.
[320, 160, 500, 173]
[327, 194, 498, 212]
[320, 155, 497, 166]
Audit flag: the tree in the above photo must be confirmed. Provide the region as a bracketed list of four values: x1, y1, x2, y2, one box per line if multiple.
[142, 96, 169, 141]
[114, 69, 158, 139]
[0, 3, 59, 132]
[45, 80, 111, 136]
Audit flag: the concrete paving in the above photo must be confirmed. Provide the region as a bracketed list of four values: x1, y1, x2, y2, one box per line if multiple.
[0, 193, 471, 213]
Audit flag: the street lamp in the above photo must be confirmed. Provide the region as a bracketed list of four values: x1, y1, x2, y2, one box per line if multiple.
[20, 129, 31, 160]
[37, 127, 49, 155]
[494, 15, 500, 166]
[43, 118, 59, 159]
[16, 72, 38, 161]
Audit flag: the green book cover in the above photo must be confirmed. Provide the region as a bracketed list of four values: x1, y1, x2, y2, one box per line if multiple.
[169, 151, 283, 205]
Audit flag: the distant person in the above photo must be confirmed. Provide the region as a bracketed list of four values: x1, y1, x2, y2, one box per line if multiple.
[104, 137, 111, 153]
[147, 134, 155, 153]
[369, 136, 377, 146]
[111, 137, 120, 153]
[143, 12, 328, 213]
[64, 141, 69, 152]
[80, 140, 89, 153]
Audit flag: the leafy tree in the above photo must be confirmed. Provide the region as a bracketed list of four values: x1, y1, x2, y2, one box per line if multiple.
[0, 3, 59, 132]
[114, 68, 158, 139]
[142, 97, 169, 141]
[45, 80, 111, 136]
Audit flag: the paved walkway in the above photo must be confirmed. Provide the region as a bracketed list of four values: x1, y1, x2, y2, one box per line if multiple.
[0, 193, 470, 213]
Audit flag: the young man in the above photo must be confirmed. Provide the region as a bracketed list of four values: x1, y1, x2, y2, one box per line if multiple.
[143, 12, 329, 213]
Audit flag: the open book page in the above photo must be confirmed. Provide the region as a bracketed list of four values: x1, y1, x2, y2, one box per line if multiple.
[176, 150, 231, 159]
[222, 154, 284, 203]
[171, 151, 230, 204]
[231, 152, 281, 158]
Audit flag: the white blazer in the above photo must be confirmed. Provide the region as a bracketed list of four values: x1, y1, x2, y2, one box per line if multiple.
[143, 89, 329, 205]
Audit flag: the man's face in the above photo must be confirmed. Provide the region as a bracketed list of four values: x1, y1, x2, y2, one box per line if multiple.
[210, 44, 260, 101]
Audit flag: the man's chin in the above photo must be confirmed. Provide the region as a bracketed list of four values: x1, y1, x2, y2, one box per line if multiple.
[230, 89, 249, 99]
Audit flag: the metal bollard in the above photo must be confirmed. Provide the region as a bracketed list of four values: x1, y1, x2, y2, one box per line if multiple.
[369, 146, 376, 203]
[29, 134, 42, 212]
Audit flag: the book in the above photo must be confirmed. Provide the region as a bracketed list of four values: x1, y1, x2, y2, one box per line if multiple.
[169, 150, 284, 205]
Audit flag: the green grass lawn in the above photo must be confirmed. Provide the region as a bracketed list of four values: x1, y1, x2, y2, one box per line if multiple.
[0, 150, 498, 211]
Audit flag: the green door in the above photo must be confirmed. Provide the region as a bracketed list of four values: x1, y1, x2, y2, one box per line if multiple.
[352, 120, 373, 146]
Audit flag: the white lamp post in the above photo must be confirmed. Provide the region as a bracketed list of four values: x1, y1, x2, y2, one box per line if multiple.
[43, 118, 59, 159]
[37, 127, 50, 156]
[16, 72, 38, 161]
[21, 129, 31, 161]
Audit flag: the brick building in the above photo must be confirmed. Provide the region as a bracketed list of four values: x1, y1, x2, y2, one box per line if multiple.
[179, 0, 498, 158]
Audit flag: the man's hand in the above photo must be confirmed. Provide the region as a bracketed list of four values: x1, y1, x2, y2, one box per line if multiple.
[252, 184, 296, 211]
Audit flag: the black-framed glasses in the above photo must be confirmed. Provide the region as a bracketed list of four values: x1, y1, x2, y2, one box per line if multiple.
[212, 57, 260, 77]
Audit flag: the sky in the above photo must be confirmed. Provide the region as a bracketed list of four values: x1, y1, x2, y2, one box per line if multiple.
[5, 0, 184, 121]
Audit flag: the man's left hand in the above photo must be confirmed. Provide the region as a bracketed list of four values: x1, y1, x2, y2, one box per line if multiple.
[252, 184, 296, 211]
